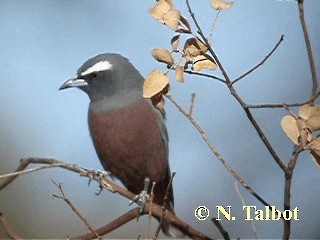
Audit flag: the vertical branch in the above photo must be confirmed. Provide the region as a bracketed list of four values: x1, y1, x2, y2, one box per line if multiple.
[298, 0, 318, 98]
[147, 182, 156, 240]
[283, 145, 302, 240]
[185, 0, 287, 172]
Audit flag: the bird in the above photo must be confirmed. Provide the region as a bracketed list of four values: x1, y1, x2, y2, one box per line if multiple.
[59, 53, 184, 238]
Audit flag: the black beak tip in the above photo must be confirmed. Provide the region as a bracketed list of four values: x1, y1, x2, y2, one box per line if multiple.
[58, 78, 87, 91]
[58, 83, 68, 91]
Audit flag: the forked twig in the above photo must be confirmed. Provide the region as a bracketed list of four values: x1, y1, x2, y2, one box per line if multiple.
[232, 34, 284, 84]
[51, 179, 101, 239]
[185, 0, 287, 172]
[0, 158, 212, 240]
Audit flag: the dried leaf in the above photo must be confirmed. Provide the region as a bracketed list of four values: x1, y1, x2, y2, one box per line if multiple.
[143, 70, 170, 98]
[149, 0, 171, 20]
[171, 35, 180, 51]
[299, 104, 320, 131]
[151, 48, 174, 66]
[175, 65, 184, 83]
[193, 54, 217, 72]
[305, 116, 320, 132]
[210, 0, 233, 10]
[299, 104, 315, 120]
[180, 14, 191, 32]
[150, 84, 169, 110]
[161, 9, 180, 31]
[155, 97, 165, 112]
[306, 136, 320, 151]
[296, 119, 313, 145]
[165, 0, 174, 9]
[281, 115, 299, 144]
[183, 55, 193, 70]
[183, 37, 208, 57]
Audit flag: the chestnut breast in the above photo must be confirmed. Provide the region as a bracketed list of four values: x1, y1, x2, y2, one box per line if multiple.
[88, 98, 168, 193]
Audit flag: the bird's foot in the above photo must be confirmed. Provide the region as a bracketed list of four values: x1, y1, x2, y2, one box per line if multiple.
[82, 169, 113, 194]
[129, 177, 150, 219]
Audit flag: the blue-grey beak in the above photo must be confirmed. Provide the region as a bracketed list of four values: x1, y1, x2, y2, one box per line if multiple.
[59, 77, 88, 90]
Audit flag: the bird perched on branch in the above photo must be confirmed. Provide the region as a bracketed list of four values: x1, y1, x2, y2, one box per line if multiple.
[59, 53, 183, 238]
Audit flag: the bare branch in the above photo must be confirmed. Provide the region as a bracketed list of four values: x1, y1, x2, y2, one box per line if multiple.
[247, 91, 320, 109]
[189, 92, 196, 116]
[185, 0, 287, 172]
[184, 70, 226, 83]
[210, 218, 230, 240]
[51, 179, 101, 239]
[283, 145, 302, 240]
[147, 181, 156, 240]
[166, 94, 271, 207]
[298, 0, 318, 98]
[234, 182, 259, 240]
[0, 158, 86, 191]
[154, 171, 176, 239]
[232, 34, 284, 85]
[0, 158, 212, 240]
[209, 10, 221, 47]
[0, 213, 22, 240]
[0, 163, 66, 180]
[71, 208, 140, 240]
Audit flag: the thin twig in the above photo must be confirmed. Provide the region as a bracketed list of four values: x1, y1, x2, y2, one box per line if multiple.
[234, 182, 259, 240]
[0, 158, 212, 240]
[232, 34, 284, 84]
[209, 10, 221, 47]
[0, 213, 22, 240]
[189, 93, 196, 116]
[166, 94, 271, 207]
[147, 182, 156, 240]
[283, 145, 302, 240]
[71, 208, 140, 240]
[186, 0, 287, 172]
[184, 70, 226, 83]
[210, 218, 230, 240]
[247, 91, 320, 109]
[51, 179, 101, 239]
[154, 172, 176, 240]
[0, 158, 88, 191]
[0, 163, 65, 180]
[298, 0, 318, 98]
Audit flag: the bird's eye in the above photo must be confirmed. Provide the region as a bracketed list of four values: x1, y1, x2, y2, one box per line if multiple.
[92, 72, 98, 78]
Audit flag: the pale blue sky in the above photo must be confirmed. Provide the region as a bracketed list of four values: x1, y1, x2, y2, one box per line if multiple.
[0, 0, 319, 238]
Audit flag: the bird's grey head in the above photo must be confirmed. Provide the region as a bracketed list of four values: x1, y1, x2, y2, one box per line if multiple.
[59, 53, 144, 102]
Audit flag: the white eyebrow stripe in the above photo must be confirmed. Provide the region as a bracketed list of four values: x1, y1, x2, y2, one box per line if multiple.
[80, 60, 112, 76]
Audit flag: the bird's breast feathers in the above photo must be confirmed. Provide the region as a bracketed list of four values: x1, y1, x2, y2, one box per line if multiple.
[88, 98, 168, 192]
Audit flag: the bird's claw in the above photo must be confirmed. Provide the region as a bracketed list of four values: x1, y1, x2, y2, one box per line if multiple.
[129, 177, 150, 219]
[129, 190, 150, 216]
[82, 169, 112, 194]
